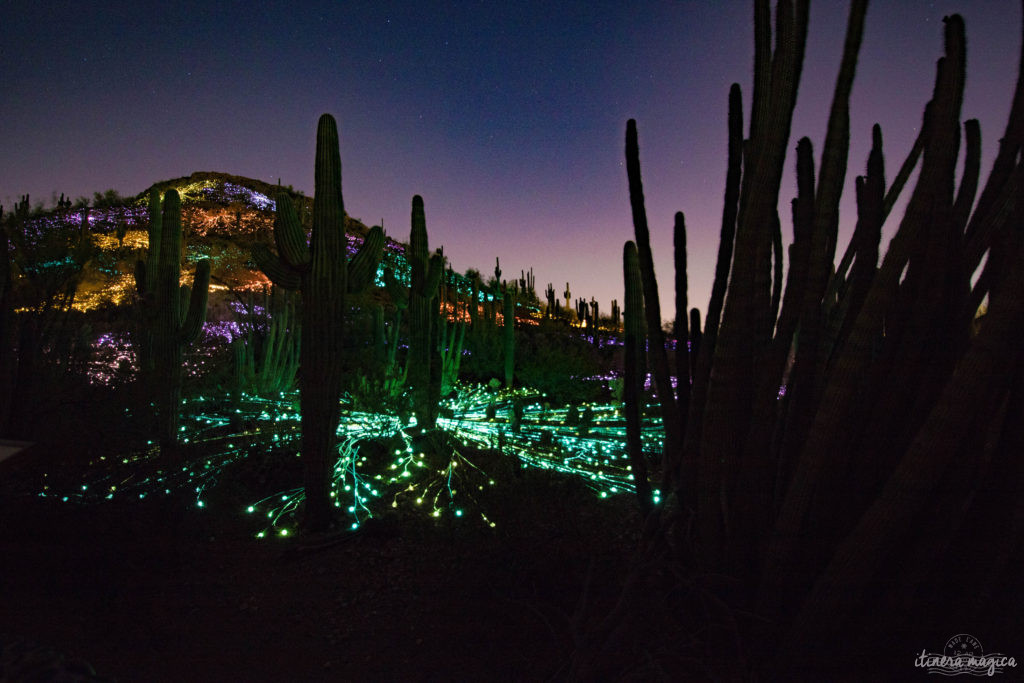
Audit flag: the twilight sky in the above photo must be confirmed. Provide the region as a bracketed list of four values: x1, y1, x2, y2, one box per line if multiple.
[2, 1, 1020, 322]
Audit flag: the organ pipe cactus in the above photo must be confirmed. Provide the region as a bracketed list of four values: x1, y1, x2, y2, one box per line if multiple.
[438, 272, 467, 397]
[585, 4, 1024, 678]
[233, 286, 300, 396]
[625, 120, 682, 487]
[251, 114, 385, 531]
[681, 82, 743, 498]
[671, 211, 690, 486]
[622, 241, 652, 516]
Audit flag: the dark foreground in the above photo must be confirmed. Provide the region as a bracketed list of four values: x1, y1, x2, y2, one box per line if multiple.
[3, 423, 1021, 682]
[1, 440, 641, 682]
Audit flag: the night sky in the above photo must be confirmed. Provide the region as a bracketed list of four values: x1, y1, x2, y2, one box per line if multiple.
[2, 1, 1020, 321]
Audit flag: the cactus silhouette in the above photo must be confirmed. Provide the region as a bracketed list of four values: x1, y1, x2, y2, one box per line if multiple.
[622, 241, 651, 515]
[144, 190, 210, 451]
[133, 189, 162, 381]
[233, 286, 300, 396]
[251, 114, 384, 531]
[625, 120, 682, 490]
[580, 3, 1024, 679]
[502, 285, 515, 388]
[405, 195, 443, 429]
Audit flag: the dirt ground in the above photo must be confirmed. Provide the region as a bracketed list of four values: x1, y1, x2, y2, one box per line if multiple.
[1, 436, 642, 682]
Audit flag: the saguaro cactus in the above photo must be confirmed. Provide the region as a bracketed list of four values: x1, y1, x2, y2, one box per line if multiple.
[503, 285, 515, 388]
[252, 114, 384, 531]
[405, 195, 444, 429]
[149, 190, 210, 450]
[544, 283, 557, 318]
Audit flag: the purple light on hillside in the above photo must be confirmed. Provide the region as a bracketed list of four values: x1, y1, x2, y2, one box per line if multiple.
[88, 332, 136, 386]
[203, 320, 244, 344]
[219, 183, 275, 211]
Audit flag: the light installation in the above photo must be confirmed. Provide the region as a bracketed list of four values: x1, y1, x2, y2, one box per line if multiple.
[32, 382, 663, 539]
[14, 179, 642, 537]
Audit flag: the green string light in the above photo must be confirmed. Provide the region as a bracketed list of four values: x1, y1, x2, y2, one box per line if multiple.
[37, 384, 664, 537]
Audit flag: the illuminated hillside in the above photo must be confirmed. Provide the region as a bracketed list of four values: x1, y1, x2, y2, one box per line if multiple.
[18, 172, 383, 312]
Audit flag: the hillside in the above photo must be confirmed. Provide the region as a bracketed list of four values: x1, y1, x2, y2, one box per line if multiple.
[23, 172, 391, 312]
[14, 172, 534, 317]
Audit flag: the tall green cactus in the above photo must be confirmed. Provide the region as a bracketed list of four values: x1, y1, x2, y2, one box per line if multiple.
[584, 6, 1024, 678]
[670, 210, 690, 489]
[502, 284, 515, 388]
[625, 120, 683, 493]
[694, 0, 813, 569]
[382, 266, 410, 390]
[681, 83, 743, 498]
[438, 270, 467, 397]
[622, 241, 652, 516]
[251, 114, 384, 531]
[468, 274, 480, 330]
[149, 189, 211, 450]
[405, 195, 443, 430]
[233, 286, 300, 396]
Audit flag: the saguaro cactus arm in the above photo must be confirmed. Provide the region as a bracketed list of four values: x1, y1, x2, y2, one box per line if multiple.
[273, 195, 311, 268]
[252, 242, 302, 290]
[348, 226, 385, 292]
[180, 260, 211, 344]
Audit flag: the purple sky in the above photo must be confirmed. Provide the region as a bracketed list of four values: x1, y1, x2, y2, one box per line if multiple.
[2, 1, 1020, 322]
